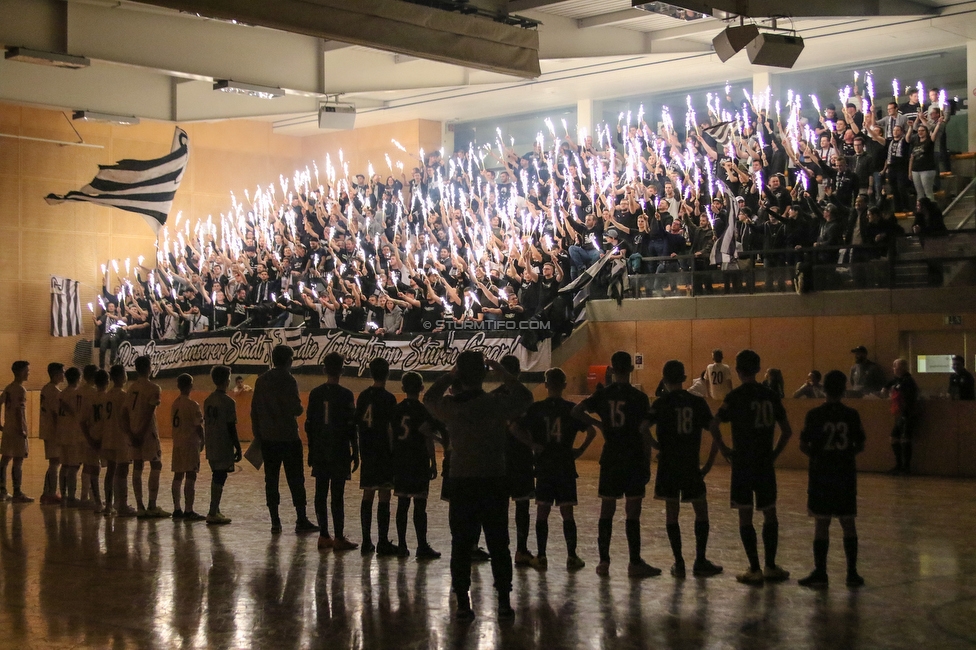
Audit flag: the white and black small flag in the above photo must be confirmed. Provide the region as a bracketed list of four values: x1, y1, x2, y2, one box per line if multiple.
[51, 276, 83, 337]
[702, 121, 733, 146]
[45, 127, 189, 234]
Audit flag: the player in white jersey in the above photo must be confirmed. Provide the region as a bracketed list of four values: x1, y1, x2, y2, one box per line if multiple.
[57, 367, 84, 506]
[0, 361, 33, 502]
[171, 374, 205, 521]
[705, 349, 734, 401]
[123, 355, 167, 518]
[204, 366, 241, 525]
[80, 370, 111, 511]
[39, 363, 65, 504]
[104, 365, 135, 516]
[78, 365, 101, 508]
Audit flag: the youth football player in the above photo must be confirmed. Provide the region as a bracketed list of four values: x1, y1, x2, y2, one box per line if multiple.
[171, 374, 205, 521]
[79, 369, 111, 511]
[797, 370, 866, 588]
[520, 368, 594, 571]
[391, 371, 441, 559]
[356, 357, 398, 556]
[124, 355, 168, 518]
[573, 351, 660, 579]
[498, 355, 537, 566]
[204, 365, 241, 525]
[38, 363, 64, 505]
[79, 364, 100, 508]
[0, 361, 33, 502]
[306, 352, 359, 552]
[705, 349, 734, 401]
[57, 367, 84, 506]
[649, 360, 723, 578]
[105, 365, 135, 516]
[709, 349, 792, 585]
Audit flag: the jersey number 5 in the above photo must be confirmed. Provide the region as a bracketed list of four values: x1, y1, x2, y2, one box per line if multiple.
[398, 415, 411, 440]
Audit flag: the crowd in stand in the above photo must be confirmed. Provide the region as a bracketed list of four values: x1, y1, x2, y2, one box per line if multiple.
[91, 75, 957, 366]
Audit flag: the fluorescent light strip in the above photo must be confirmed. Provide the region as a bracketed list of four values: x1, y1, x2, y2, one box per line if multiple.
[72, 110, 141, 126]
[213, 79, 284, 99]
[4, 46, 90, 69]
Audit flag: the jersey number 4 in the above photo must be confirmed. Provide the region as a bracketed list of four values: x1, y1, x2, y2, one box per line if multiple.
[751, 401, 775, 428]
[823, 422, 850, 451]
[361, 404, 373, 428]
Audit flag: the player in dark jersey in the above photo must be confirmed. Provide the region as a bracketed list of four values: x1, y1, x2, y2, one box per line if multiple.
[391, 371, 441, 560]
[798, 370, 866, 588]
[519, 368, 595, 572]
[709, 349, 793, 585]
[356, 357, 399, 556]
[884, 358, 919, 475]
[498, 355, 537, 566]
[573, 351, 660, 579]
[648, 360, 723, 579]
[305, 352, 359, 552]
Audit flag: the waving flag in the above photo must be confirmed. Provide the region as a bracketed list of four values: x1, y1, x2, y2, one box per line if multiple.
[709, 180, 738, 268]
[702, 121, 733, 146]
[46, 127, 188, 234]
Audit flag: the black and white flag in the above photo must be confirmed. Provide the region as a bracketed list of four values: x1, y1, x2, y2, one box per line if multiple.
[702, 121, 733, 146]
[51, 276, 82, 337]
[45, 127, 188, 234]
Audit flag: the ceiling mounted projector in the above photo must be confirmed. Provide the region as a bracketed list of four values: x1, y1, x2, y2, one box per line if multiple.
[746, 32, 804, 68]
[711, 24, 759, 62]
[318, 104, 357, 130]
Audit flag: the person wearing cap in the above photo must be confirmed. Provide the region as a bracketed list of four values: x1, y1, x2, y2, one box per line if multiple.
[849, 347, 885, 397]
[948, 355, 975, 401]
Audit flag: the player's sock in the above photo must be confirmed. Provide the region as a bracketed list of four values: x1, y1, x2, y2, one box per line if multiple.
[625, 519, 642, 564]
[902, 442, 912, 472]
[813, 539, 829, 573]
[185, 477, 195, 514]
[598, 518, 612, 564]
[739, 526, 761, 571]
[891, 443, 903, 470]
[396, 497, 409, 548]
[694, 520, 710, 563]
[80, 471, 90, 502]
[103, 468, 114, 509]
[666, 523, 682, 564]
[148, 466, 161, 509]
[843, 536, 859, 574]
[59, 467, 67, 498]
[762, 520, 779, 567]
[515, 500, 530, 554]
[172, 478, 182, 512]
[90, 473, 101, 506]
[332, 485, 345, 538]
[536, 519, 549, 557]
[377, 501, 391, 544]
[360, 500, 373, 545]
[413, 501, 428, 548]
[209, 479, 223, 516]
[564, 519, 578, 557]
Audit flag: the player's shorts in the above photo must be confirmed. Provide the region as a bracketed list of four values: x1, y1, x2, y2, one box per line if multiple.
[171, 444, 202, 474]
[359, 457, 394, 491]
[730, 463, 777, 510]
[60, 443, 85, 467]
[209, 460, 236, 474]
[507, 469, 535, 501]
[394, 475, 430, 499]
[131, 435, 162, 463]
[598, 463, 649, 500]
[654, 464, 707, 502]
[42, 439, 60, 461]
[807, 476, 857, 518]
[312, 462, 350, 481]
[891, 416, 916, 444]
[0, 432, 28, 458]
[82, 443, 100, 466]
[535, 473, 578, 506]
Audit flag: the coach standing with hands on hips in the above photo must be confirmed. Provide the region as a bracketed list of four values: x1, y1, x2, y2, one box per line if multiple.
[425, 350, 533, 621]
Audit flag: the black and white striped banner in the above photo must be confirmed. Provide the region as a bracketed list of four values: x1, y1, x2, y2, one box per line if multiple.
[50, 276, 83, 337]
[45, 127, 189, 234]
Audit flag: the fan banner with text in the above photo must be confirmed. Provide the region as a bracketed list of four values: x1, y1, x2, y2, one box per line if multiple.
[114, 329, 550, 378]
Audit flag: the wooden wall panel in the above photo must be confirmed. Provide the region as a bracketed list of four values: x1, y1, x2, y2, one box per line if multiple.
[634, 320, 692, 389]
[750, 316, 813, 394]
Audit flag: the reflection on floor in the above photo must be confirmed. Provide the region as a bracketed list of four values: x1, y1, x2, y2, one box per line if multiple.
[1, 442, 976, 649]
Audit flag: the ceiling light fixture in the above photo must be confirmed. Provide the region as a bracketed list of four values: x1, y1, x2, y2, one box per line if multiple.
[72, 110, 140, 126]
[4, 46, 90, 69]
[213, 79, 284, 99]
